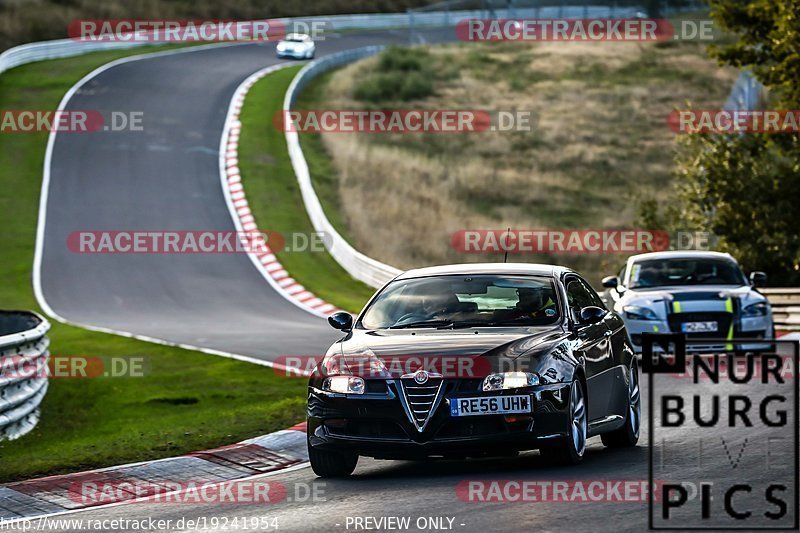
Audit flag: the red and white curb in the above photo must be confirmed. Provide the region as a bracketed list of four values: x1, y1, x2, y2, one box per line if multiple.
[0, 422, 309, 521]
[219, 63, 341, 319]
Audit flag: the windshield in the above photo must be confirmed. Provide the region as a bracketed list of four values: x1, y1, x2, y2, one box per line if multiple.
[359, 275, 560, 329]
[629, 258, 747, 289]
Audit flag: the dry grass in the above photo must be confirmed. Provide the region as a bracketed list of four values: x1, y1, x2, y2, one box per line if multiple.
[302, 39, 738, 284]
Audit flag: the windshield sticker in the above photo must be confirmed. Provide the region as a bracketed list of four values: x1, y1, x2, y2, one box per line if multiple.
[631, 263, 641, 284]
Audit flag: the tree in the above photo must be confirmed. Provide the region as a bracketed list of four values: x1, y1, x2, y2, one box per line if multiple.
[674, 133, 800, 284]
[709, 0, 800, 108]
[669, 0, 800, 285]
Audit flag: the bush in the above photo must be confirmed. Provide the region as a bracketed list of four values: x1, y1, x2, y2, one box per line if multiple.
[354, 47, 434, 102]
[377, 46, 428, 72]
[354, 71, 433, 103]
[398, 72, 433, 100]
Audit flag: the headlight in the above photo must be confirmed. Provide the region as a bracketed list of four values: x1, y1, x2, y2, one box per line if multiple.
[624, 305, 659, 321]
[482, 372, 539, 391]
[323, 375, 365, 394]
[742, 301, 769, 317]
[322, 348, 388, 378]
[276, 43, 287, 51]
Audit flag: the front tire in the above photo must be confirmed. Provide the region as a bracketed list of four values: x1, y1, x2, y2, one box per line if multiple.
[601, 362, 640, 448]
[540, 379, 587, 465]
[309, 445, 358, 478]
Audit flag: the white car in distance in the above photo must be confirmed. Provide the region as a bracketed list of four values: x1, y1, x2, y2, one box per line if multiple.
[276, 33, 316, 59]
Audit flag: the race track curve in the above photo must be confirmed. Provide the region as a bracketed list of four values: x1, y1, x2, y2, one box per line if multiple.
[36, 29, 447, 361]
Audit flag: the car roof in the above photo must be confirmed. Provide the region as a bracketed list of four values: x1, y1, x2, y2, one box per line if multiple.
[283, 33, 310, 40]
[627, 250, 736, 263]
[394, 263, 572, 280]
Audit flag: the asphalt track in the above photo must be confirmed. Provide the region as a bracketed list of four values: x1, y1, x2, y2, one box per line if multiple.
[37, 352, 799, 532]
[37, 29, 449, 362]
[33, 27, 799, 533]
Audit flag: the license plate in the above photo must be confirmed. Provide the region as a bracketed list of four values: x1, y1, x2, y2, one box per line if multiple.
[449, 395, 531, 417]
[681, 321, 718, 333]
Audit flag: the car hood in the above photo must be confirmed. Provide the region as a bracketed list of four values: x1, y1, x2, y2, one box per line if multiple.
[330, 327, 568, 378]
[615, 284, 766, 316]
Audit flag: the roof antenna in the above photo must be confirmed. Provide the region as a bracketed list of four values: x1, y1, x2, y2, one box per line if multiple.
[503, 227, 510, 263]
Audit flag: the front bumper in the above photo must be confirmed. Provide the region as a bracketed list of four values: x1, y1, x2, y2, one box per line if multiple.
[625, 314, 774, 353]
[307, 379, 571, 459]
[277, 49, 311, 59]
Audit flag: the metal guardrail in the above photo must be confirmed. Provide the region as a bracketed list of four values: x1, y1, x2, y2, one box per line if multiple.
[283, 46, 403, 288]
[0, 311, 50, 441]
[724, 70, 763, 112]
[0, 15, 411, 76]
[1, 3, 663, 77]
[761, 289, 800, 331]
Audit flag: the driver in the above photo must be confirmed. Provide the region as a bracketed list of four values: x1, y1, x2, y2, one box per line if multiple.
[512, 287, 556, 320]
[420, 292, 459, 319]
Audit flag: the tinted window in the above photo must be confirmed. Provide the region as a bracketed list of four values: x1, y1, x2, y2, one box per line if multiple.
[565, 277, 599, 320]
[360, 275, 560, 329]
[629, 258, 746, 289]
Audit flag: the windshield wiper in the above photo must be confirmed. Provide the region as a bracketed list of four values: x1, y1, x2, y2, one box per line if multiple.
[388, 319, 454, 329]
[441, 321, 497, 329]
[444, 320, 549, 329]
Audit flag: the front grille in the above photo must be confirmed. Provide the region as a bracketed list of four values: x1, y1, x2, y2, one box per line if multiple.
[399, 377, 444, 431]
[668, 312, 733, 339]
[327, 420, 408, 440]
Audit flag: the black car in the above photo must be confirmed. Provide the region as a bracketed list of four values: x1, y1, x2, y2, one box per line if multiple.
[307, 263, 640, 477]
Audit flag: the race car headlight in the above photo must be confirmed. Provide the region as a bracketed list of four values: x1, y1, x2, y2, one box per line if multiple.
[482, 372, 539, 391]
[742, 301, 769, 317]
[623, 305, 659, 321]
[321, 348, 389, 378]
[322, 375, 365, 394]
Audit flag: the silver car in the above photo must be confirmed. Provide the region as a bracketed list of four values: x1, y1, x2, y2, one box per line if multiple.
[603, 251, 773, 352]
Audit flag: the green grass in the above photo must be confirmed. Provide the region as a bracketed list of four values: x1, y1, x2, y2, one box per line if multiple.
[236, 66, 375, 313]
[0, 45, 308, 483]
[293, 71, 355, 240]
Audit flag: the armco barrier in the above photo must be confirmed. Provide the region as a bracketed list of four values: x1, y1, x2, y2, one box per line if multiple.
[283, 46, 403, 288]
[0, 6, 651, 76]
[0, 11, 474, 76]
[762, 288, 800, 331]
[0, 311, 50, 441]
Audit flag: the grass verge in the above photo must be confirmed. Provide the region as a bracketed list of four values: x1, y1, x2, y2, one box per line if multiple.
[0, 46, 308, 483]
[236, 66, 376, 313]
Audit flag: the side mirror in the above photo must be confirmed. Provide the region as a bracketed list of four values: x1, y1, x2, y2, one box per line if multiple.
[579, 306, 607, 325]
[328, 311, 353, 332]
[750, 271, 767, 288]
[601, 276, 619, 289]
